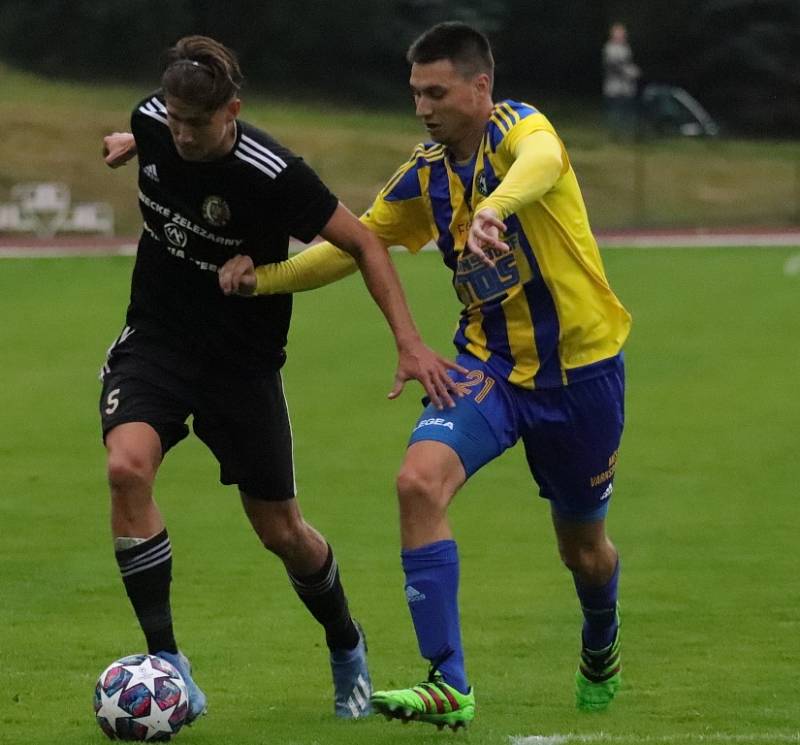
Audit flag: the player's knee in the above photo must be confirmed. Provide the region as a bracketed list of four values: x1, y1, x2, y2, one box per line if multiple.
[560, 544, 593, 575]
[258, 527, 292, 556]
[397, 464, 430, 500]
[106, 451, 156, 496]
[559, 543, 613, 583]
[396, 464, 446, 515]
[256, 516, 306, 558]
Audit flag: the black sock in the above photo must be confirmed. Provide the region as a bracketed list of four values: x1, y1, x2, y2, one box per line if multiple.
[288, 544, 359, 651]
[115, 529, 177, 655]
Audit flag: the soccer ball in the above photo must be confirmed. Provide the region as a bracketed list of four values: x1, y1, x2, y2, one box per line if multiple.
[94, 654, 188, 741]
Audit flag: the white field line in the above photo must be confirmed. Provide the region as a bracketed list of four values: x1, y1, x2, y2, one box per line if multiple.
[783, 252, 800, 276]
[599, 235, 800, 248]
[511, 733, 800, 745]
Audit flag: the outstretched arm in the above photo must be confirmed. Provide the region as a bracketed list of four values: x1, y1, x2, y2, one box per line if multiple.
[218, 241, 358, 296]
[103, 132, 138, 168]
[466, 129, 563, 266]
[320, 203, 466, 409]
[219, 203, 466, 409]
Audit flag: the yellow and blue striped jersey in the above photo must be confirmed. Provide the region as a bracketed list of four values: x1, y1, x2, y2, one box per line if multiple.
[362, 99, 632, 390]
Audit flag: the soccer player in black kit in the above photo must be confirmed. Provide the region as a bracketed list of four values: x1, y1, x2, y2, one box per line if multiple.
[99, 35, 461, 724]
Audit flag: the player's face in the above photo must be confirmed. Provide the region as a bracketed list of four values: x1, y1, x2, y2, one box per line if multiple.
[410, 59, 490, 156]
[165, 96, 240, 162]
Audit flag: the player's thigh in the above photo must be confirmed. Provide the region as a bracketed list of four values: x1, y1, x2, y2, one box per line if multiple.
[407, 353, 519, 480]
[193, 369, 295, 501]
[521, 357, 625, 522]
[398, 440, 468, 505]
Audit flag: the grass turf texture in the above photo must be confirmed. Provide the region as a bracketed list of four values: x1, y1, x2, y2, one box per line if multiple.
[1, 247, 798, 744]
[2, 62, 800, 235]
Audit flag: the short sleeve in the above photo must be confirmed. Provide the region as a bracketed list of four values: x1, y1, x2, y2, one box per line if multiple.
[361, 198, 431, 254]
[272, 160, 339, 243]
[360, 160, 434, 253]
[131, 93, 169, 159]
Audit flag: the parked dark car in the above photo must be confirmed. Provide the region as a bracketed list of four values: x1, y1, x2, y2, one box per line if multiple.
[639, 83, 720, 137]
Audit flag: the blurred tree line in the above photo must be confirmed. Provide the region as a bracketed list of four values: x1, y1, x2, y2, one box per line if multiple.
[0, 0, 797, 135]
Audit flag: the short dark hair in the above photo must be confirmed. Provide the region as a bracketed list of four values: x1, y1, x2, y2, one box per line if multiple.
[406, 22, 494, 81]
[161, 35, 243, 111]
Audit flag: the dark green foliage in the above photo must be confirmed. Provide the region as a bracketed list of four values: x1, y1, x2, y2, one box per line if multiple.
[686, 0, 800, 135]
[0, 0, 797, 133]
[603, 0, 800, 134]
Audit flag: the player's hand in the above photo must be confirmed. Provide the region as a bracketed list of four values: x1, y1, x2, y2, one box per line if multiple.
[388, 341, 468, 410]
[103, 132, 137, 168]
[219, 254, 257, 296]
[466, 207, 509, 267]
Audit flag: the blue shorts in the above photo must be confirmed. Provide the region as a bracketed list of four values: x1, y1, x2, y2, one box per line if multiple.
[408, 353, 625, 522]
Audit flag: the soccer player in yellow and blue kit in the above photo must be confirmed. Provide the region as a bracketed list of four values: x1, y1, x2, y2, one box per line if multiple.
[219, 21, 632, 728]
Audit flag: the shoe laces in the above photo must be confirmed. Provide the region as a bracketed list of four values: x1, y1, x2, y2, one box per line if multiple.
[425, 649, 454, 684]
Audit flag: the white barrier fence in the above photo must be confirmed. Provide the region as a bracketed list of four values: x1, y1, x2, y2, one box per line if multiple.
[0, 182, 114, 238]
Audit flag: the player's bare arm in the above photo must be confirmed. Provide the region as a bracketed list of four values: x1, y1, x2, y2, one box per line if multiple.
[219, 206, 467, 409]
[220, 204, 465, 409]
[318, 203, 466, 410]
[103, 131, 138, 168]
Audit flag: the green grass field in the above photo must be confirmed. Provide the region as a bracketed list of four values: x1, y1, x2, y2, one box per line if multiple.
[1, 246, 798, 745]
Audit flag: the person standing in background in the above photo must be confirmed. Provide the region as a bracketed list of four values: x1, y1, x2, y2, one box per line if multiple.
[603, 23, 641, 139]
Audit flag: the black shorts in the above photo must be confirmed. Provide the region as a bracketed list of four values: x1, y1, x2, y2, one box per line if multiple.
[99, 327, 295, 500]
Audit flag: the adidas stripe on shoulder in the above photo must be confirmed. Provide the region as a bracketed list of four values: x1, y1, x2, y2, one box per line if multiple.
[138, 97, 168, 126]
[234, 133, 288, 180]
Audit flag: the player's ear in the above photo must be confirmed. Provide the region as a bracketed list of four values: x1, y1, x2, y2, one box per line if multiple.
[474, 73, 491, 97]
[226, 98, 241, 120]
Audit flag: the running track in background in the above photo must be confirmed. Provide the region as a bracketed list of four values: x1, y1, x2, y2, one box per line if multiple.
[1, 227, 800, 258]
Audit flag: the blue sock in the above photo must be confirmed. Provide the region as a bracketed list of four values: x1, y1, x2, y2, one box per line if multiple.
[401, 539, 468, 694]
[573, 560, 620, 651]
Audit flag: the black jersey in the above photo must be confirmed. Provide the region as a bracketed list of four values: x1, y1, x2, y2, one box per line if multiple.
[125, 93, 338, 372]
